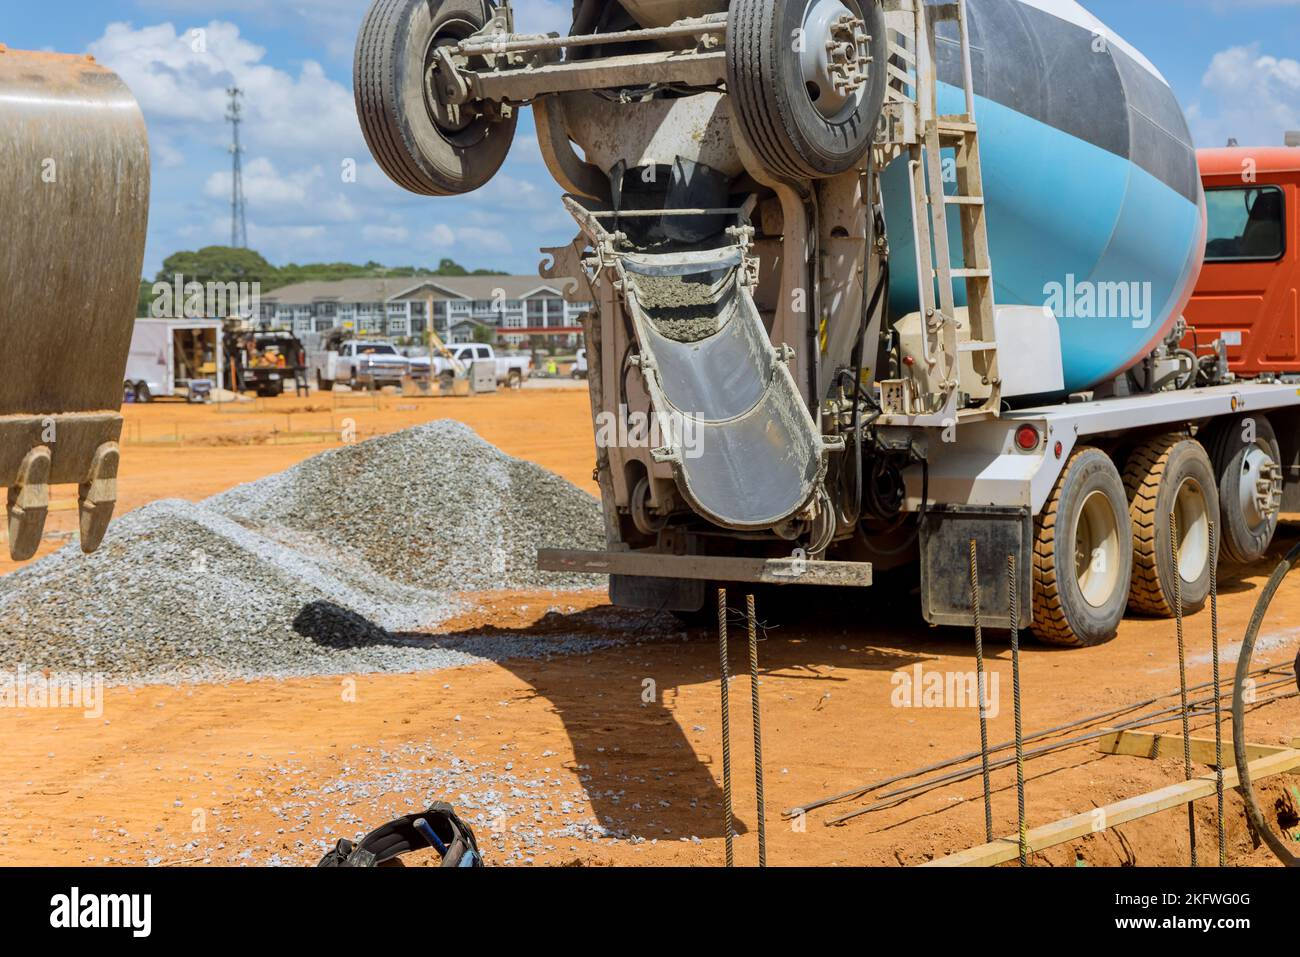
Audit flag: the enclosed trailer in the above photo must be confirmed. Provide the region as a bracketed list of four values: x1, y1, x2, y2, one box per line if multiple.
[124, 319, 225, 403]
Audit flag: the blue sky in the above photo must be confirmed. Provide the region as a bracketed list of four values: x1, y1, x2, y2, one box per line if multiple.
[3, 0, 1298, 277]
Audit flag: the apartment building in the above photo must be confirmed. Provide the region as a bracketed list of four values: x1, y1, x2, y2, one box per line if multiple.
[259, 276, 592, 348]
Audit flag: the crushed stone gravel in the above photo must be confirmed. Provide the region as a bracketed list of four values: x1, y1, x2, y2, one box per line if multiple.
[0, 421, 615, 685]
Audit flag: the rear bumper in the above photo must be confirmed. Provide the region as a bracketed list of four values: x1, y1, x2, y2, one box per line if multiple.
[538, 548, 872, 587]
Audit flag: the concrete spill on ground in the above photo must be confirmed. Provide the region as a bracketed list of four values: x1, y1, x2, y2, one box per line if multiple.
[0, 421, 617, 685]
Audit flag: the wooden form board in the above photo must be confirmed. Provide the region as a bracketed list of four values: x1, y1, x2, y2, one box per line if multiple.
[921, 731, 1300, 868]
[1096, 730, 1298, 765]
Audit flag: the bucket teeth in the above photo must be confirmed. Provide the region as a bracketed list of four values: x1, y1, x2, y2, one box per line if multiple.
[6, 446, 53, 562]
[78, 443, 120, 555]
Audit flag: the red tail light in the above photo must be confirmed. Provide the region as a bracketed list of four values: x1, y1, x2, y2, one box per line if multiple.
[1015, 424, 1041, 452]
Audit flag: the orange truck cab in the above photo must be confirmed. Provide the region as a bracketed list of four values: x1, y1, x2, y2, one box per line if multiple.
[1187, 148, 1299, 376]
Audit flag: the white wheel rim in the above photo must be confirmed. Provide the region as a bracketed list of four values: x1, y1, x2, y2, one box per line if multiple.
[1239, 446, 1281, 533]
[800, 0, 869, 121]
[1174, 478, 1210, 583]
[1074, 490, 1122, 609]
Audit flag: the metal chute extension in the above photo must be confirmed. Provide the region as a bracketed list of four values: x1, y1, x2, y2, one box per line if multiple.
[572, 200, 832, 531]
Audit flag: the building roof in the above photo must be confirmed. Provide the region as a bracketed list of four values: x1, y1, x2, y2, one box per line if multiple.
[264, 275, 582, 306]
[390, 275, 579, 302]
[263, 278, 415, 305]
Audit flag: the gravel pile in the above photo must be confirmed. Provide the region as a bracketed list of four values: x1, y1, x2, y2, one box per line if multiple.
[211, 420, 602, 592]
[0, 422, 609, 685]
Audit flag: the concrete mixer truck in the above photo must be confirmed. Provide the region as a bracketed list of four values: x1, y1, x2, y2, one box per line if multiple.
[354, 0, 1300, 648]
[0, 47, 150, 563]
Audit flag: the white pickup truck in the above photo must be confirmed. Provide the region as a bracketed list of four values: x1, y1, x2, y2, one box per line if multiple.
[423, 343, 532, 387]
[313, 339, 410, 391]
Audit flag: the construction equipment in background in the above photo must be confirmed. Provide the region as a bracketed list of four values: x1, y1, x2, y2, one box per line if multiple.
[424, 298, 469, 381]
[224, 325, 309, 398]
[0, 46, 150, 561]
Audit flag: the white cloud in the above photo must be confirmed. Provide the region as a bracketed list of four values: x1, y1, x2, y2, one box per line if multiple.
[1188, 44, 1300, 147]
[90, 20, 364, 156]
[89, 14, 571, 274]
[362, 225, 410, 244]
[136, 0, 573, 62]
[424, 223, 513, 256]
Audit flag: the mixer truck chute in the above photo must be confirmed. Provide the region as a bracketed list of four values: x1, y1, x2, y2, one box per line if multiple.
[0, 47, 150, 562]
[355, 0, 1300, 650]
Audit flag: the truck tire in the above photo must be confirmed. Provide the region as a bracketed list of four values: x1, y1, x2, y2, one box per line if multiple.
[1207, 414, 1283, 564]
[317, 372, 335, 393]
[1123, 435, 1219, 618]
[727, 0, 886, 180]
[1031, 448, 1133, 647]
[134, 382, 152, 404]
[355, 0, 517, 196]
[507, 370, 522, 389]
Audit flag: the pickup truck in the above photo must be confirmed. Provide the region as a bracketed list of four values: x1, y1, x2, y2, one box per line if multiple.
[424, 343, 532, 387]
[312, 339, 410, 392]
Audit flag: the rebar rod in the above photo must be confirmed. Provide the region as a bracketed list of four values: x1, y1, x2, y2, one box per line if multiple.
[970, 539, 993, 842]
[747, 594, 766, 867]
[717, 587, 734, 868]
[1009, 553, 1027, 866]
[1171, 511, 1197, 866]
[785, 662, 1296, 818]
[1210, 522, 1226, 867]
[824, 689, 1298, 826]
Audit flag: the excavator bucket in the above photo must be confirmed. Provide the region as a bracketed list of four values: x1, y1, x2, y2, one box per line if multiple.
[0, 47, 150, 560]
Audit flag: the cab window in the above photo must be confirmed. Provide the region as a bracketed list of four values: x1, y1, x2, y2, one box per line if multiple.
[1205, 186, 1286, 262]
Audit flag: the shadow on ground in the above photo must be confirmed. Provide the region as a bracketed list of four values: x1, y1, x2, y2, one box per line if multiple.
[287, 529, 1300, 842]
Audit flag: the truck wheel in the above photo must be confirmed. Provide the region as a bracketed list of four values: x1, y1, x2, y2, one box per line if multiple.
[134, 382, 152, 404]
[317, 372, 335, 393]
[1207, 415, 1283, 564]
[1031, 448, 1133, 647]
[355, 0, 517, 196]
[1124, 435, 1219, 617]
[508, 370, 522, 389]
[727, 0, 886, 180]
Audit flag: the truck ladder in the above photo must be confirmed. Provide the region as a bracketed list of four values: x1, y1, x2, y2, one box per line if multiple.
[890, 0, 1000, 423]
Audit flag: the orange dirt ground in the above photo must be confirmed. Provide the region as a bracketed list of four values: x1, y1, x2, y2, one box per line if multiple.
[1, 385, 1297, 867]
